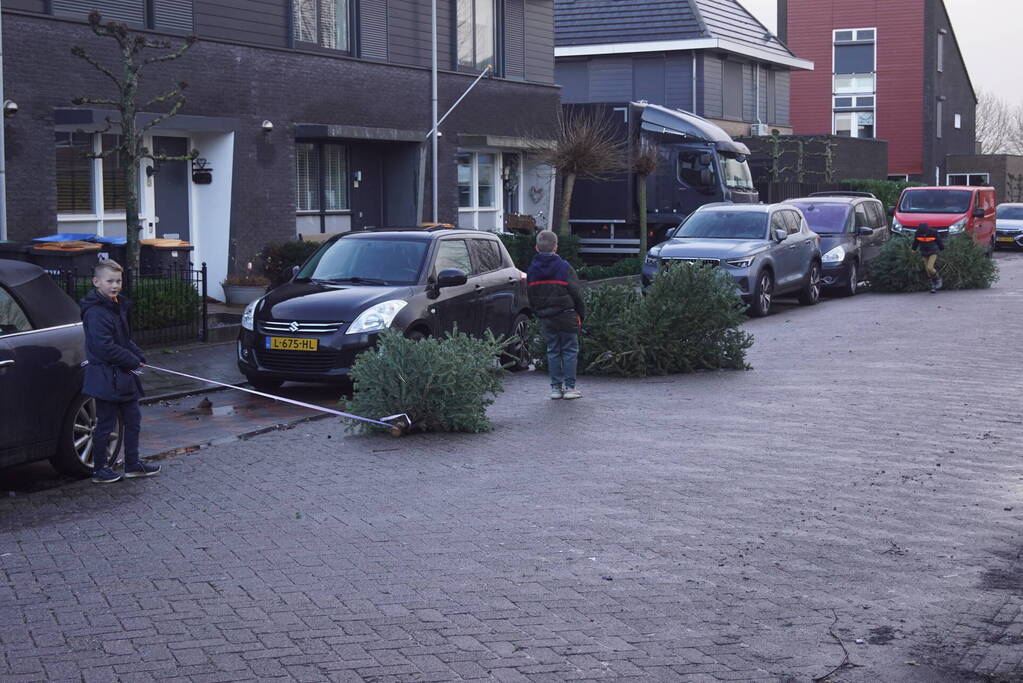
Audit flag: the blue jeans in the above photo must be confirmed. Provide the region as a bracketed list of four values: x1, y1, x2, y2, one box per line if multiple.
[94, 398, 141, 470]
[542, 326, 579, 389]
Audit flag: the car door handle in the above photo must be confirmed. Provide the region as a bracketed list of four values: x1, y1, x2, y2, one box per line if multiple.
[0, 360, 14, 368]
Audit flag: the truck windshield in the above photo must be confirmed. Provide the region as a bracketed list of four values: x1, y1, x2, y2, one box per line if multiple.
[675, 210, 767, 239]
[718, 153, 754, 190]
[899, 189, 972, 214]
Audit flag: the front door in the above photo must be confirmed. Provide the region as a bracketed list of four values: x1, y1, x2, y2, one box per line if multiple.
[152, 136, 191, 241]
[349, 144, 383, 230]
[428, 239, 480, 336]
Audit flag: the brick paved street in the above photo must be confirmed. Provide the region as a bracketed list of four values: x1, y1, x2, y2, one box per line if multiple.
[2, 256, 1022, 682]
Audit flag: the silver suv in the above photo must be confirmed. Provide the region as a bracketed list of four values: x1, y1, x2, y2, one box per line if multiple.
[641, 203, 822, 317]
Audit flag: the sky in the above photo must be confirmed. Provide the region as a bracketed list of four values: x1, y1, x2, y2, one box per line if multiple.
[736, 0, 1023, 104]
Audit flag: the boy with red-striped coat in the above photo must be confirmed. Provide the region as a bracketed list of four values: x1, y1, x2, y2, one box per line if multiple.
[526, 230, 586, 400]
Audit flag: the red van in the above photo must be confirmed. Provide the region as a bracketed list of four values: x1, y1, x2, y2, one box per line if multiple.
[891, 186, 996, 254]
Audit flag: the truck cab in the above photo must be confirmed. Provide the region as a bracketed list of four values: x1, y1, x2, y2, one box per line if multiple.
[568, 102, 759, 262]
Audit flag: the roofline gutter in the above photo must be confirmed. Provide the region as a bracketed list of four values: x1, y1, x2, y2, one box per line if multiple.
[555, 38, 814, 71]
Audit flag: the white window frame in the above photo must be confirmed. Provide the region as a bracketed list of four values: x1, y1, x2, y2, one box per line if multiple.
[832, 27, 877, 138]
[954, 113, 962, 129]
[888, 174, 910, 182]
[946, 172, 990, 186]
[294, 141, 350, 215]
[457, 149, 503, 231]
[55, 131, 138, 236]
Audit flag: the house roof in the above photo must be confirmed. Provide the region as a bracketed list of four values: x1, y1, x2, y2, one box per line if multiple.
[554, 0, 813, 70]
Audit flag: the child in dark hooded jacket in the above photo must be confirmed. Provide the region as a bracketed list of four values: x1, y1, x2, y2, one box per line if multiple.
[81, 260, 160, 483]
[527, 230, 586, 400]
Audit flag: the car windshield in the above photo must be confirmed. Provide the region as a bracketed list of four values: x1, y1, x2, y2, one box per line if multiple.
[297, 238, 428, 285]
[997, 205, 1023, 220]
[786, 203, 851, 234]
[899, 189, 972, 214]
[718, 153, 755, 190]
[674, 210, 767, 239]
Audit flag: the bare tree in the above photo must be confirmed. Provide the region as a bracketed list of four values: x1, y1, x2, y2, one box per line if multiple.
[533, 108, 625, 235]
[976, 90, 1023, 155]
[631, 140, 659, 256]
[71, 11, 198, 274]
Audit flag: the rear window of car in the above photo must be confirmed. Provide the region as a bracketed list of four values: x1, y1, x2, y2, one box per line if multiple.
[0, 287, 32, 335]
[787, 202, 851, 234]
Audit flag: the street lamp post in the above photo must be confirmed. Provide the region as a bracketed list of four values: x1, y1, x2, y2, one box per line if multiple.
[431, 0, 438, 224]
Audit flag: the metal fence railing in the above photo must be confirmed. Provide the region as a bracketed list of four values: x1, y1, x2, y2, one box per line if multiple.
[51, 263, 208, 347]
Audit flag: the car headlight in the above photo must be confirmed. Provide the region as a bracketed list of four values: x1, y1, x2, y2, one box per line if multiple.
[948, 217, 967, 234]
[892, 216, 903, 232]
[725, 255, 756, 268]
[822, 245, 846, 263]
[346, 300, 408, 335]
[241, 298, 260, 331]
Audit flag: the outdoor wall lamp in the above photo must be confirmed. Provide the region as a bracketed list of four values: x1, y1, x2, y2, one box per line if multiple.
[261, 120, 273, 134]
[145, 164, 158, 178]
[3, 100, 18, 117]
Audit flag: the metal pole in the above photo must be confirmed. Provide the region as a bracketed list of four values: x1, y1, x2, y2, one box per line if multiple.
[430, 0, 438, 224]
[0, 3, 8, 241]
[427, 65, 492, 138]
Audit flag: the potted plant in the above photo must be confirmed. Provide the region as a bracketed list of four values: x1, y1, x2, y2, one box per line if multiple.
[221, 261, 269, 306]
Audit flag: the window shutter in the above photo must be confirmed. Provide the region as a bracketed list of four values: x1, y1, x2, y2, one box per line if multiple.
[504, 0, 525, 80]
[53, 0, 143, 23]
[360, 0, 388, 61]
[296, 143, 322, 212]
[323, 145, 349, 211]
[153, 0, 194, 33]
[55, 133, 95, 215]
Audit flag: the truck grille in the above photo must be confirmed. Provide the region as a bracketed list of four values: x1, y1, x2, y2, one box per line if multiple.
[259, 320, 346, 334]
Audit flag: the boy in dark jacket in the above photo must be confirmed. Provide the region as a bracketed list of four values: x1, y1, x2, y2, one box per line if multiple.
[527, 230, 586, 399]
[911, 222, 945, 293]
[81, 260, 159, 483]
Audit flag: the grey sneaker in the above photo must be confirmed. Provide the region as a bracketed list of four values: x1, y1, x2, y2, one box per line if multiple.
[91, 467, 122, 484]
[124, 461, 161, 478]
[549, 386, 564, 400]
[562, 388, 582, 400]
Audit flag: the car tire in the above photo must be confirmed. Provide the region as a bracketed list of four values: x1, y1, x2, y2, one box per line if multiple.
[798, 262, 822, 306]
[247, 377, 283, 392]
[749, 271, 773, 317]
[501, 313, 532, 372]
[405, 329, 428, 342]
[837, 261, 858, 297]
[51, 394, 123, 477]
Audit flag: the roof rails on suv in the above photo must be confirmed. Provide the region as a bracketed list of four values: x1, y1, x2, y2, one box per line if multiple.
[808, 191, 878, 199]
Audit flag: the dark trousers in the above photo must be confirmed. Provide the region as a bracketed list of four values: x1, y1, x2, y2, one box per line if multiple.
[94, 398, 141, 470]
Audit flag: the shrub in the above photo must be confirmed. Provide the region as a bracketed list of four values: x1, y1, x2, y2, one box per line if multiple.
[258, 240, 321, 286]
[578, 257, 642, 281]
[345, 328, 508, 434]
[868, 234, 999, 292]
[498, 232, 581, 271]
[842, 178, 924, 210]
[529, 263, 752, 377]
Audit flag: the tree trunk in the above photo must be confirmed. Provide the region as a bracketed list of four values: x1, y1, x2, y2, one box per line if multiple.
[122, 64, 141, 279]
[637, 174, 648, 257]
[558, 172, 576, 236]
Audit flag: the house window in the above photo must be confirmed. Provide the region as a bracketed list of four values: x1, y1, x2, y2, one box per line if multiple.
[833, 28, 876, 138]
[56, 132, 94, 215]
[936, 100, 943, 139]
[954, 113, 962, 129]
[888, 174, 910, 182]
[293, 0, 350, 51]
[296, 142, 349, 213]
[937, 32, 945, 72]
[456, 0, 496, 73]
[457, 151, 501, 230]
[947, 173, 990, 186]
[55, 132, 130, 217]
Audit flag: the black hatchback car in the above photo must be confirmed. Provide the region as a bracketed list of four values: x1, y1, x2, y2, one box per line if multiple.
[784, 192, 890, 296]
[1, 259, 122, 476]
[237, 228, 531, 388]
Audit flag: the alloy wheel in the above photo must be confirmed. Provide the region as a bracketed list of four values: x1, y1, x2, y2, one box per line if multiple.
[75, 398, 122, 469]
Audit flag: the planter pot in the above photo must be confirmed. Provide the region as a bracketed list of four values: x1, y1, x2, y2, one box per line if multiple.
[222, 284, 266, 306]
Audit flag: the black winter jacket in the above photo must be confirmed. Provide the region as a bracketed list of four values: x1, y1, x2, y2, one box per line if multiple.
[80, 290, 146, 402]
[526, 252, 585, 333]
[911, 225, 945, 256]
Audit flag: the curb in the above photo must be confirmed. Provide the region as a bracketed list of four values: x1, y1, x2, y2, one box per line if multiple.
[144, 412, 334, 462]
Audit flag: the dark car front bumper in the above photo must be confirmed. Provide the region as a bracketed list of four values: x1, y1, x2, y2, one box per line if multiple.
[236, 328, 380, 383]
[821, 260, 854, 288]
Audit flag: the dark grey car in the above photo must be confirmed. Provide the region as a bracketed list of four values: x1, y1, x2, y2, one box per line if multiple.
[641, 203, 822, 317]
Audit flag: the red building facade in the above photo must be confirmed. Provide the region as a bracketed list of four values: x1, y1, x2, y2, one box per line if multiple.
[786, 0, 976, 182]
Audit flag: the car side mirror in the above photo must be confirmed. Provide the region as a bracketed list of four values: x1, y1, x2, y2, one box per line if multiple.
[291, 265, 300, 279]
[773, 228, 787, 242]
[436, 268, 467, 288]
[973, 206, 985, 218]
[857, 226, 874, 236]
